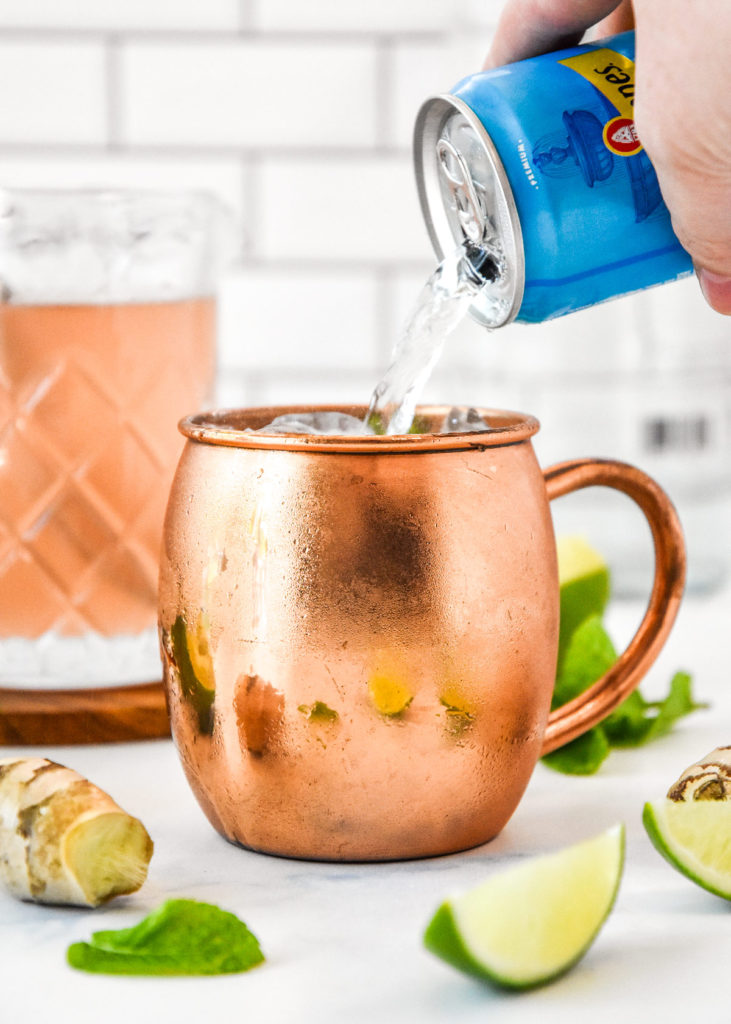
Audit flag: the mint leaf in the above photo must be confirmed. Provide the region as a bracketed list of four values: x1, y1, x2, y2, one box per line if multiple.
[67, 899, 264, 976]
[552, 615, 617, 709]
[408, 414, 431, 434]
[546, 612, 704, 773]
[603, 689, 652, 745]
[605, 671, 706, 747]
[547, 671, 705, 774]
[542, 726, 610, 776]
[540, 616, 616, 774]
[644, 671, 706, 741]
[367, 411, 386, 435]
[298, 700, 339, 723]
[67, 945, 187, 976]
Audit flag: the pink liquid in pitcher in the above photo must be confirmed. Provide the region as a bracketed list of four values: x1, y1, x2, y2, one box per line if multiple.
[0, 298, 215, 640]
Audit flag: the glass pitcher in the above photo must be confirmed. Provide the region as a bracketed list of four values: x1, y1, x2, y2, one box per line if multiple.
[0, 188, 225, 725]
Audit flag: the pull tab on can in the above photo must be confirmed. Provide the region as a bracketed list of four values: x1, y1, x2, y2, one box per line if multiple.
[435, 137, 486, 245]
[414, 96, 524, 328]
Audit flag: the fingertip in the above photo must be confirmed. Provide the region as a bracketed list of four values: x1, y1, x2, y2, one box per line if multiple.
[697, 269, 731, 316]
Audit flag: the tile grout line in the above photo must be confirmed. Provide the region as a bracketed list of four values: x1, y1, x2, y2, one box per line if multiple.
[238, 0, 254, 33]
[235, 257, 432, 275]
[219, 367, 381, 403]
[373, 36, 393, 150]
[239, 154, 258, 260]
[0, 142, 412, 160]
[0, 27, 446, 44]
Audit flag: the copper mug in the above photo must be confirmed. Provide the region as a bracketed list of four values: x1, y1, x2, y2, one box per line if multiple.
[159, 405, 685, 861]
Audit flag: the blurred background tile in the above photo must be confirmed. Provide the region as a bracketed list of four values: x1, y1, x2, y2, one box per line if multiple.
[119, 41, 379, 148]
[0, 0, 241, 31]
[0, 40, 106, 143]
[257, 156, 427, 263]
[251, 0, 450, 34]
[0, 154, 247, 216]
[0, 0, 727, 594]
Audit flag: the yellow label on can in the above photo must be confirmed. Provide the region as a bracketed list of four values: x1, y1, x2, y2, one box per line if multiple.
[559, 47, 641, 155]
[559, 48, 635, 120]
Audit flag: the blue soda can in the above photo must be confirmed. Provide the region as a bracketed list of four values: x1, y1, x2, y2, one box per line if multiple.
[413, 30, 693, 326]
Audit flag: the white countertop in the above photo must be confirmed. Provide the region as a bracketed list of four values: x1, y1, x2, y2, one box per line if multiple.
[3, 588, 731, 1024]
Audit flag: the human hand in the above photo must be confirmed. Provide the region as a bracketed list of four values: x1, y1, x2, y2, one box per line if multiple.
[485, 0, 731, 315]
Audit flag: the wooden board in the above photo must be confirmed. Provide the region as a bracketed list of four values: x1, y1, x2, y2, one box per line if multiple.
[0, 682, 170, 745]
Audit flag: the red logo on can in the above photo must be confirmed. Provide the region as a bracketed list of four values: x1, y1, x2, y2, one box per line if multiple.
[602, 116, 643, 156]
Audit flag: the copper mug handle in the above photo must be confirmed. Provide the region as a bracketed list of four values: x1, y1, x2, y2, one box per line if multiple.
[541, 458, 686, 756]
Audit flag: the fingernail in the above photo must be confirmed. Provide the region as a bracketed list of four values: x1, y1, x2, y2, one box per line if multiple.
[697, 268, 731, 315]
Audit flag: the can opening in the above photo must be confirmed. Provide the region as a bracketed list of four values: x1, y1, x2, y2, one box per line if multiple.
[414, 96, 524, 328]
[462, 241, 499, 285]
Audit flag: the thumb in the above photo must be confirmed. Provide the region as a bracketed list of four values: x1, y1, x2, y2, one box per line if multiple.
[697, 271, 731, 316]
[643, 146, 731, 315]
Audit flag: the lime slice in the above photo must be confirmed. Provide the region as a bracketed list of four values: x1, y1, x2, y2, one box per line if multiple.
[368, 673, 412, 717]
[557, 536, 610, 666]
[642, 799, 731, 900]
[170, 614, 216, 735]
[424, 824, 625, 990]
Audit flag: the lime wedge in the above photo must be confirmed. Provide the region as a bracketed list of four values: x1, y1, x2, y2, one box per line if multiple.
[170, 614, 216, 735]
[424, 824, 625, 990]
[642, 799, 731, 900]
[557, 536, 610, 666]
[368, 673, 412, 717]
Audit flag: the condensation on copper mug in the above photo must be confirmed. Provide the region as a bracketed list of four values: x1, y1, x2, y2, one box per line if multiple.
[159, 408, 558, 860]
[159, 405, 684, 861]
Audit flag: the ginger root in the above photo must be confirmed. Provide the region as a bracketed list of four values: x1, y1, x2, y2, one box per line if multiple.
[667, 746, 731, 802]
[0, 757, 153, 907]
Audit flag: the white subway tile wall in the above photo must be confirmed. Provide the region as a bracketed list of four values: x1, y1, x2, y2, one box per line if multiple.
[388, 42, 468, 147]
[258, 156, 428, 263]
[252, 0, 453, 34]
[0, 1, 506, 408]
[4, 2, 728, 599]
[119, 42, 380, 148]
[218, 268, 379, 372]
[0, 154, 247, 217]
[0, 40, 107, 144]
[0, 0, 241, 31]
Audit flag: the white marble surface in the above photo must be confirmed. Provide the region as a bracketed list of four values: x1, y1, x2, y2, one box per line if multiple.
[3, 588, 731, 1024]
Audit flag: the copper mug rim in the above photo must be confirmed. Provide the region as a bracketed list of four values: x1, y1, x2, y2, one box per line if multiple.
[179, 404, 540, 454]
